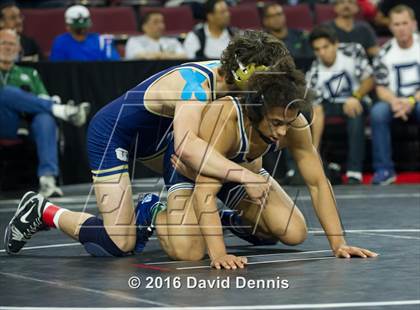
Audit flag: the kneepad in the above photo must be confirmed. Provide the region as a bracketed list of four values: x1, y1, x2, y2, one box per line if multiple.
[79, 217, 131, 257]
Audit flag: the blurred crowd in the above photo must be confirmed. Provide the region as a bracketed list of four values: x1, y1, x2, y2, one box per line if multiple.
[0, 0, 419, 196]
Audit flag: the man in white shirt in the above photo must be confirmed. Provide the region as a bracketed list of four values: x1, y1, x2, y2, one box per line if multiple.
[307, 25, 374, 184]
[125, 11, 186, 60]
[183, 0, 237, 59]
[371, 5, 420, 185]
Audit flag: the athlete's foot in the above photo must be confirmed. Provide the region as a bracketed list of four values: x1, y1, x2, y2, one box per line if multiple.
[4, 191, 49, 254]
[134, 193, 164, 253]
[220, 209, 278, 246]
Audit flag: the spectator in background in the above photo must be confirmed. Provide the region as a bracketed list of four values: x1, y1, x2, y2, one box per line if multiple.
[183, 0, 237, 59]
[374, 0, 419, 28]
[261, 2, 313, 185]
[371, 5, 420, 185]
[307, 26, 374, 184]
[0, 29, 90, 197]
[125, 11, 186, 60]
[0, 1, 42, 61]
[50, 5, 120, 61]
[261, 2, 312, 58]
[326, 0, 379, 56]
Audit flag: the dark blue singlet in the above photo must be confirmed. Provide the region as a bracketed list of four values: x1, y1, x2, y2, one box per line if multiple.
[87, 61, 217, 180]
[164, 96, 280, 209]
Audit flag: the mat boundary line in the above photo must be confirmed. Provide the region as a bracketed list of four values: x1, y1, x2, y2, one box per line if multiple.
[1, 299, 420, 309]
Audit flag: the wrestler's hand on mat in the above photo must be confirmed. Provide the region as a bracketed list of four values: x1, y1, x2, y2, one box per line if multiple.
[243, 173, 271, 206]
[211, 254, 248, 270]
[171, 154, 197, 181]
[333, 245, 378, 258]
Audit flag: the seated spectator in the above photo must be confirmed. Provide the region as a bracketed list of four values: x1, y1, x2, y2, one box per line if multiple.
[261, 2, 312, 58]
[0, 29, 90, 197]
[183, 0, 237, 59]
[325, 0, 379, 57]
[125, 11, 186, 60]
[50, 5, 120, 61]
[307, 26, 374, 184]
[371, 5, 420, 185]
[0, 1, 42, 61]
[374, 0, 419, 28]
[261, 2, 313, 185]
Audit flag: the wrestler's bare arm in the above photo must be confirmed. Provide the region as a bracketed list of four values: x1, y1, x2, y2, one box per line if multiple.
[287, 116, 378, 258]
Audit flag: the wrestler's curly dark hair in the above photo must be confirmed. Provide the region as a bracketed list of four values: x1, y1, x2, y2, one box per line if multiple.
[219, 30, 292, 86]
[244, 66, 314, 126]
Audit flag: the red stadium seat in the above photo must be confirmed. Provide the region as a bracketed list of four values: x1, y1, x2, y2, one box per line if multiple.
[22, 7, 137, 56]
[314, 4, 336, 24]
[229, 4, 262, 30]
[89, 7, 138, 35]
[378, 36, 391, 46]
[22, 8, 66, 56]
[140, 6, 195, 36]
[315, 4, 363, 24]
[283, 4, 313, 31]
[239, 0, 270, 3]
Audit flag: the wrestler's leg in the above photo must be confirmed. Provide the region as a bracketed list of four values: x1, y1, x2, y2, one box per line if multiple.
[155, 187, 206, 261]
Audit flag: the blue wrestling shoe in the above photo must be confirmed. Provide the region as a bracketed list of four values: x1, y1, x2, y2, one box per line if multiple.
[220, 209, 278, 246]
[134, 193, 166, 253]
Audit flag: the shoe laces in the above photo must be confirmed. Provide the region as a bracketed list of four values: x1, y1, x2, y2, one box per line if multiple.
[11, 226, 24, 242]
[22, 218, 44, 240]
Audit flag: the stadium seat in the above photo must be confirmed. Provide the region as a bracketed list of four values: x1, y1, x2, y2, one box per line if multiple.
[22, 7, 138, 56]
[22, 8, 66, 56]
[378, 36, 391, 46]
[90, 7, 138, 35]
[283, 4, 313, 31]
[315, 4, 363, 24]
[140, 6, 195, 36]
[314, 4, 336, 24]
[229, 4, 261, 30]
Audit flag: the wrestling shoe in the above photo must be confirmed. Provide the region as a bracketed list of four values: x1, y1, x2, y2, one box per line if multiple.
[134, 193, 166, 253]
[4, 191, 48, 254]
[220, 209, 278, 246]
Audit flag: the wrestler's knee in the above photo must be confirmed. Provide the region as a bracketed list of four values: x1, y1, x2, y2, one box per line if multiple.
[271, 218, 308, 246]
[170, 238, 206, 261]
[111, 235, 136, 253]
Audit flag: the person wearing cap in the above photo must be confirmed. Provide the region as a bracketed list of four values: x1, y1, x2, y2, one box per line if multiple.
[49, 5, 120, 61]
